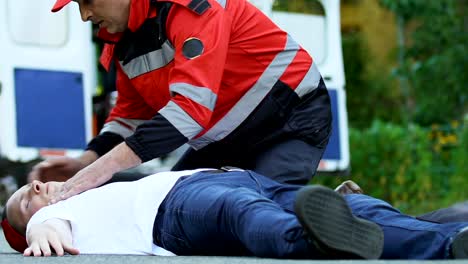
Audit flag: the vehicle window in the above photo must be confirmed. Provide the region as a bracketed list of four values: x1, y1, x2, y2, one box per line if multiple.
[7, 0, 68, 47]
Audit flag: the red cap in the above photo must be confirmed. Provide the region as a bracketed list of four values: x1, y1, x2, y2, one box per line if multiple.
[1, 217, 28, 253]
[51, 0, 72, 12]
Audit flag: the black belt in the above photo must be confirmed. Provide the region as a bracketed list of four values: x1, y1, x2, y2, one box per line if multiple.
[208, 166, 244, 173]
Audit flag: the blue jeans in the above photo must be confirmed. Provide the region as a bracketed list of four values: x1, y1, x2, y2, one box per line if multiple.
[153, 170, 468, 259]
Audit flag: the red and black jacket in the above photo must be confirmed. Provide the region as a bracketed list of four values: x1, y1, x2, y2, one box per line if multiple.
[87, 0, 331, 161]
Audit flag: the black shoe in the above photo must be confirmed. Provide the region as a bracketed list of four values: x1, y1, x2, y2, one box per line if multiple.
[452, 227, 468, 258]
[295, 185, 384, 259]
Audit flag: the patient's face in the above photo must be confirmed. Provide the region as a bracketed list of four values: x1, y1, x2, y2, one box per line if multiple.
[6, 181, 64, 234]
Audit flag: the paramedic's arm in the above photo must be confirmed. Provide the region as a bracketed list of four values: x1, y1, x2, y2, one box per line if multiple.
[49, 4, 230, 201]
[98, 3, 232, 163]
[51, 142, 141, 204]
[24, 218, 79, 257]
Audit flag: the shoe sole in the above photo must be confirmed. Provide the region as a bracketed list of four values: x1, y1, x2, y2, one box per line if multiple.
[295, 185, 384, 259]
[452, 228, 468, 258]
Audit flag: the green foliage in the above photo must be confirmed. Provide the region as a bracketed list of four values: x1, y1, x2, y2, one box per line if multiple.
[272, 0, 325, 15]
[341, 0, 362, 4]
[441, 120, 468, 205]
[379, 0, 467, 125]
[342, 32, 404, 128]
[313, 120, 467, 215]
[379, 0, 426, 20]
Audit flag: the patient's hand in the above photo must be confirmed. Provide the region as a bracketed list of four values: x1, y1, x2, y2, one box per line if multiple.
[24, 218, 79, 257]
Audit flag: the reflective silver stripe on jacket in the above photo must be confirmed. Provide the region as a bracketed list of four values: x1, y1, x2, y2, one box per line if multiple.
[170, 83, 217, 111]
[160, 101, 203, 139]
[119, 0, 228, 79]
[100, 118, 147, 138]
[120, 40, 175, 79]
[216, 0, 226, 8]
[189, 35, 300, 150]
[294, 62, 321, 98]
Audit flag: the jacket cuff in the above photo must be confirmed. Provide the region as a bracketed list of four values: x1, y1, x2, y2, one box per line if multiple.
[86, 132, 125, 157]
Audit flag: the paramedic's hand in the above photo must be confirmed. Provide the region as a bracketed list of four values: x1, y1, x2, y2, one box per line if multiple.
[24, 219, 79, 257]
[50, 143, 141, 204]
[28, 151, 98, 183]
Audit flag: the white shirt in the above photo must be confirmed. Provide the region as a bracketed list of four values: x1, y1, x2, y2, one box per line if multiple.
[27, 169, 209, 255]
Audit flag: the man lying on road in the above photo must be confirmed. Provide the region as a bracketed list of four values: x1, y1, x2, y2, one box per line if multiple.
[2, 169, 468, 259]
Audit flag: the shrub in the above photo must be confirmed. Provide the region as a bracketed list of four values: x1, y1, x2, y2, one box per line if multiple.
[314, 120, 466, 215]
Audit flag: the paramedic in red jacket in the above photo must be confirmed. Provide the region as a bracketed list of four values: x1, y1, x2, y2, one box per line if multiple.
[29, 0, 332, 202]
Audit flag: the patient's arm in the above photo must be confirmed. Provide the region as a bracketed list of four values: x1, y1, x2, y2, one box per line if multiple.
[24, 218, 80, 257]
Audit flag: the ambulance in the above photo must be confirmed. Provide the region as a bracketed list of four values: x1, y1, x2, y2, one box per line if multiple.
[0, 0, 96, 160]
[0, 0, 349, 173]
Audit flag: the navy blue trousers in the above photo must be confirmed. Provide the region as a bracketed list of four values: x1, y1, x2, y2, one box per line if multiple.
[153, 171, 467, 259]
[172, 139, 325, 185]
